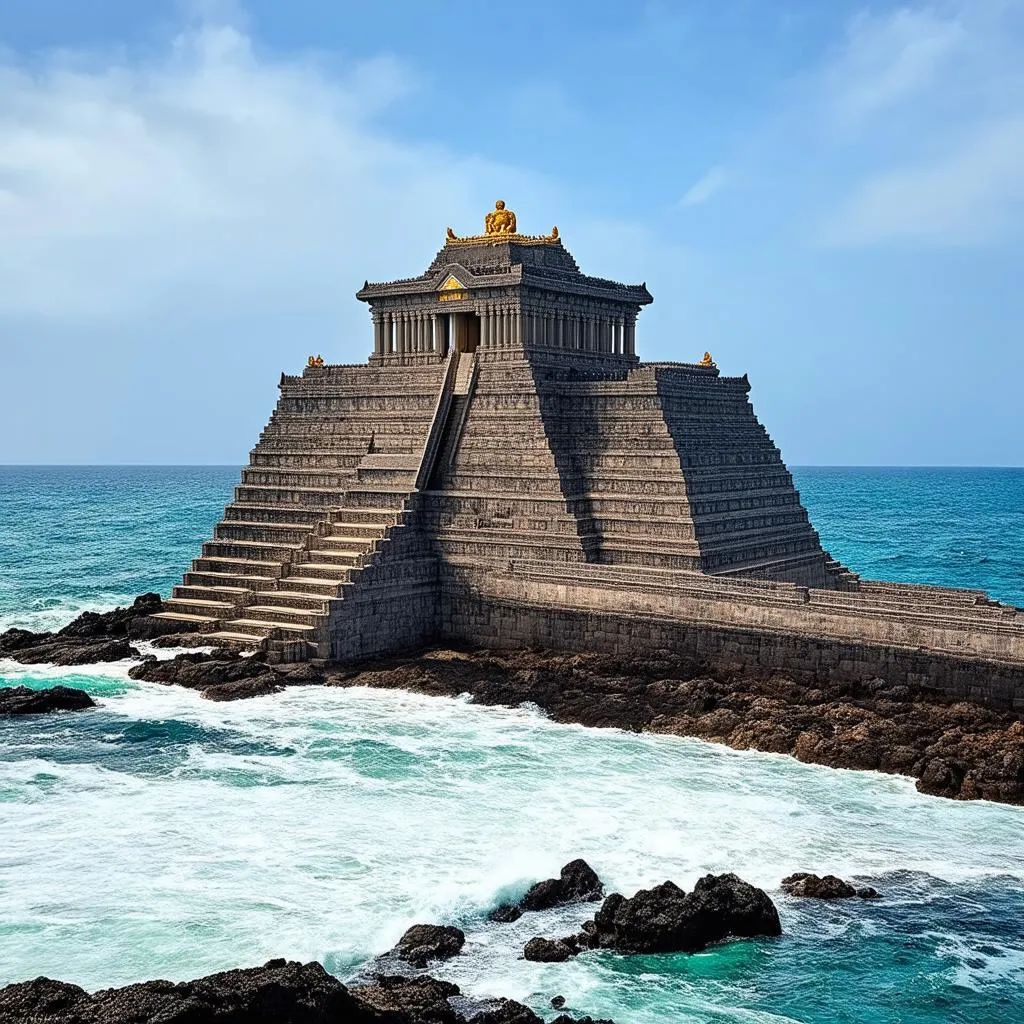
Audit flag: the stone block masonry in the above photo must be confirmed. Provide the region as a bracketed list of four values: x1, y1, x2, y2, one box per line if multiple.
[148, 203, 1024, 704]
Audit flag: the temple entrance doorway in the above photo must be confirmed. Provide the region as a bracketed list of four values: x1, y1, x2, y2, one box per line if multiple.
[452, 312, 480, 354]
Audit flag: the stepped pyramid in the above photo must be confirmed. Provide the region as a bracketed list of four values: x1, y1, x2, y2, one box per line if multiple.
[151, 201, 854, 662]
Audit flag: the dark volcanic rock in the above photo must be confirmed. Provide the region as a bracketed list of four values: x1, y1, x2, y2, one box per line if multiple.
[522, 937, 576, 963]
[8, 639, 136, 667]
[0, 595, 161, 667]
[129, 651, 324, 700]
[520, 859, 604, 912]
[582, 873, 781, 954]
[58, 594, 163, 641]
[351, 973, 462, 1023]
[201, 677, 284, 702]
[464, 1000, 542, 1024]
[331, 647, 1024, 806]
[0, 685, 95, 716]
[0, 959, 361, 1024]
[394, 924, 466, 967]
[488, 903, 523, 923]
[781, 873, 879, 899]
[0, 960, 612, 1024]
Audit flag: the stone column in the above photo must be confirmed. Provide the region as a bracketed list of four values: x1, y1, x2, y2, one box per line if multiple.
[624, 318, 635, 356]
[512, 310, 520, 348]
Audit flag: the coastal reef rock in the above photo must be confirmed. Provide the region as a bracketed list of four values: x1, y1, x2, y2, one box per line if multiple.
[490, 859, 604, 923]
[333, 648, 1024, 806]
[393, 924, 466, 967]
[0, 960, 360, 1024]
[0, 685, 95, 716]
[781, 873, 879, 900]
[127, 651, 313, 701]
[523, 937, 579, 963]
[0, 959, 613, 1024]
[578, 873, 781, 954]
[0, 595, 162, 667]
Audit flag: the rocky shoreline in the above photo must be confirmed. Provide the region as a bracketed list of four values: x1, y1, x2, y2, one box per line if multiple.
[1, 858, 876, 1024]
[2, 600, 1023, 804]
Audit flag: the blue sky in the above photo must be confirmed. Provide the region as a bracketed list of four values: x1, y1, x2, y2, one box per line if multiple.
[0, 0, 1022, 464]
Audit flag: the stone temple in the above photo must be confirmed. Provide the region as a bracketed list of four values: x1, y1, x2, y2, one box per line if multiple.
[151, 203, 1024, 705]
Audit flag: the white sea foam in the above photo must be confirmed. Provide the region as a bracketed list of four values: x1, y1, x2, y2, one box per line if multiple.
[1, 679, 1022, 1004]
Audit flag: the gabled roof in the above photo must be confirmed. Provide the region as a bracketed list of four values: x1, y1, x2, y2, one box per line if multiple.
[356, 237, 653, 306]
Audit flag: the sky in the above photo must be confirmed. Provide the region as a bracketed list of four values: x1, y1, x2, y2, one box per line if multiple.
[0, 0, 1022, 465]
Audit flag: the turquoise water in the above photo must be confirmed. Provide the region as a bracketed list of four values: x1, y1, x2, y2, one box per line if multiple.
[1, 466, 1023, 1022]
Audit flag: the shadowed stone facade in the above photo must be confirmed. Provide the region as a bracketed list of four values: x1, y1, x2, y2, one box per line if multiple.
[151, 206, 1024, 700]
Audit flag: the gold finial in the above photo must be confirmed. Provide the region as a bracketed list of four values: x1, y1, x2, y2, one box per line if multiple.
[444, 202, 559, 245]
[700, 351, 715, 367]
[484, 199, 517, 235]
[307, 354, 324, 368]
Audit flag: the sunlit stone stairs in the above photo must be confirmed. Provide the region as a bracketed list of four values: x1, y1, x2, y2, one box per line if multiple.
[149, 353, 457, 659]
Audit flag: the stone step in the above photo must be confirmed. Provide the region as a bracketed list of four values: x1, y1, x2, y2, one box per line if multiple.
[322, 531, 383, 544]
[298, 560, 360, 579]
[234, 485, 342, 506]
[193, 556, 284, 577]
[183, 570, 278, 590]
[242, 467, 354, 485]
[358, 453, 420, 470]
[216, 519, 316, 535]
[173, 584, 248, 604]
[205, 630, 264, 648]
[245, 605, 322, 626]
[331, 506, 400, 524]
[222, 618, 317, 638]
[202, 540, 304, 562]
[308, 549, 362, 566]
[149, 611, 219, 627]
[262, 589, 332, 610]
[279, 575, 348, 595]
[163, 597, 234, 619]
[223, 503, 330, 525]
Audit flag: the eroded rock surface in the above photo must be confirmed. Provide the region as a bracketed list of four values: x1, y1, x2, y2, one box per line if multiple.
[781, 873, 879, 900]
[393, 924, 466, 968]
[0, 685, 95, 716]
[577, 873, 781, 955]
[126, 650, 317, 701]
[0, 595, 161, 667]
[0, 960, 613, 1024]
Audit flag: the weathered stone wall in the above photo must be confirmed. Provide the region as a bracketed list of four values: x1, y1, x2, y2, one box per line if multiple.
[327, 497, 440, 662]
[438, 567, 1024, 711]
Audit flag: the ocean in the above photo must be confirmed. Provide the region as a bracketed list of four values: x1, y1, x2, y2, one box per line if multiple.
[1, 465, 1023, 1023]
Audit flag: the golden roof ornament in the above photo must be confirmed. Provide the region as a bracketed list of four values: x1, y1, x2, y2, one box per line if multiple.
[445, 201, 559, 244]
[700, 351, 715, 367]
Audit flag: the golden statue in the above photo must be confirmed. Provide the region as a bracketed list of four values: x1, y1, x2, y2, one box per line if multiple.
[484, 200, 517, 235]
[445, 204, 558, 244]
[307, 354, 324, 367]
[700, 351, 715, 367]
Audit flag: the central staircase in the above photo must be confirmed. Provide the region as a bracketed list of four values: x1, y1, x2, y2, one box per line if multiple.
[150, 352, 463, 659]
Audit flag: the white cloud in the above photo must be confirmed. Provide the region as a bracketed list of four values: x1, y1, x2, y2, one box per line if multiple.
[677, 166, 727, 208]
[814, 1, 1024, 247]
[822, 116, 1024, 246]
[823, 7, 966, 127]
[0, 22, 516, 323]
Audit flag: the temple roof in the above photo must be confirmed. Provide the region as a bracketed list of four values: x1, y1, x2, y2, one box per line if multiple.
[356, 203, 653, 307]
